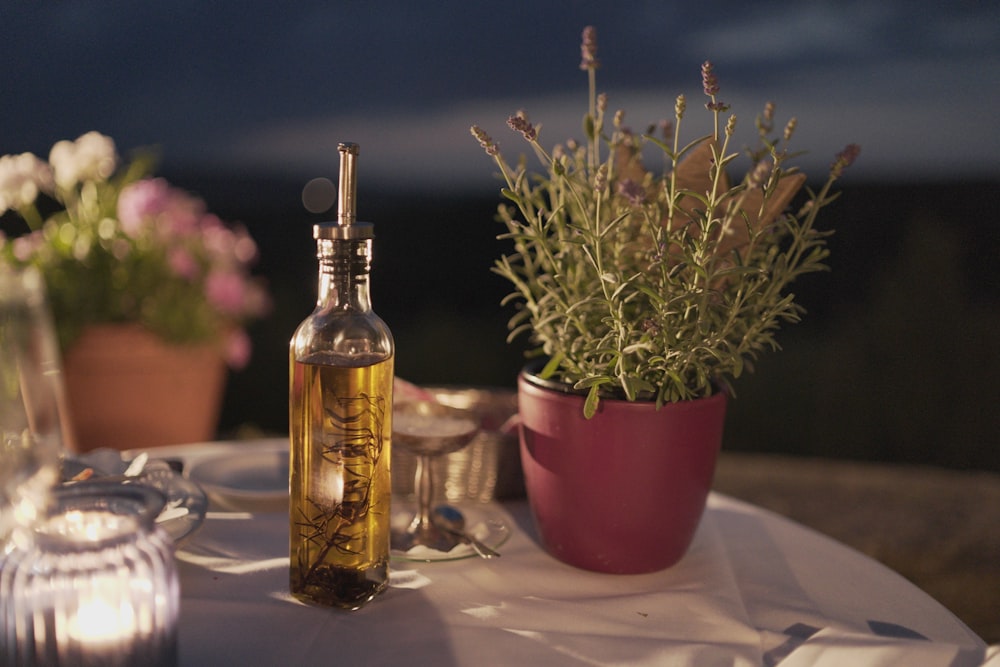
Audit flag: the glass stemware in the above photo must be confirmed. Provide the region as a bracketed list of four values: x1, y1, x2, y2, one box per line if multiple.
[391, 400, 479, 553]
[0, 266, 69, 540]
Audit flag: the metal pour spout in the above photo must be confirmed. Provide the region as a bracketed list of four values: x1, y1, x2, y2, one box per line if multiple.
[337, 142, 359, 227]
[315, 142, 373, 241]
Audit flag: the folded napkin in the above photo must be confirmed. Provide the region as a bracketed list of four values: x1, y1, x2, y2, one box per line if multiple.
[394, 377, 434, 402]
[774, 626, 987, 666]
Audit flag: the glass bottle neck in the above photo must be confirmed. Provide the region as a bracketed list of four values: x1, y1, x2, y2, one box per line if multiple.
[316, 238, 373, 312]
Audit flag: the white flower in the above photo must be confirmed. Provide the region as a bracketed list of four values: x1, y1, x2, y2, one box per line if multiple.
[0, 153, 52, 215]
[48, 131, 117, 190]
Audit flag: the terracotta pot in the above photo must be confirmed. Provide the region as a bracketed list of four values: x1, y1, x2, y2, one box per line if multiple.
[518, 369, 727, 574]
[63, 324, 227, 452]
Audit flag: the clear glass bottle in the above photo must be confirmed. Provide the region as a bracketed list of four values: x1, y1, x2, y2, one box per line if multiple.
[288, 143, 394, 610]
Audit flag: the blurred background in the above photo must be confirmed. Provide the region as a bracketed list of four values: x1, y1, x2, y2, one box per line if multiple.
[4, 1, 999, 471]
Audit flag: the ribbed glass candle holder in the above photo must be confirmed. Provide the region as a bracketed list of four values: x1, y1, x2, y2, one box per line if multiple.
[0, 481, 179, 666]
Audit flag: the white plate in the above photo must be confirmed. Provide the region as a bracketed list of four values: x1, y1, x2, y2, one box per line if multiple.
[187, 441, 288, 512]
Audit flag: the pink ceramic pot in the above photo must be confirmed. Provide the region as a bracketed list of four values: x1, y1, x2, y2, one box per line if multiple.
[518, 370, 727, 574]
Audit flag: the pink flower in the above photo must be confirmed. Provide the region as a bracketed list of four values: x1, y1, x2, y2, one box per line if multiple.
[167, 246, 198, 280]
[224, 328, 252, 369]
[117, 178, 170, 237]
[159, 189, 202, 236]
[232, 226, 258, 264]
[202, 223, 258, 266]
[12, 230, 44, 262]
[119, 179, 211, 240]
[205, 269, 246, 315]
[201, 224, 235, 258]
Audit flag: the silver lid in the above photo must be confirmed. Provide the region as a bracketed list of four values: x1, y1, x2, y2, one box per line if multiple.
[313, 220, 374, 240]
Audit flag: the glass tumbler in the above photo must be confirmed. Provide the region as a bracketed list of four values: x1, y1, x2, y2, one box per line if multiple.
[0, 482, 179, 667]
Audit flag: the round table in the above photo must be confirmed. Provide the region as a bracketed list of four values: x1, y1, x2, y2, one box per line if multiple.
[148, 439, 990, 666]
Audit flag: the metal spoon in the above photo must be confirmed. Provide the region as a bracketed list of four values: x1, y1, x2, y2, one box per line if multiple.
[432, 506, 500, 559]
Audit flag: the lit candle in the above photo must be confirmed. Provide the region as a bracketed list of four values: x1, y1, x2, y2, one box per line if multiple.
[69, 594, 137, 647]
[63, 583, 142, 663]
[48, 510, 141, 662]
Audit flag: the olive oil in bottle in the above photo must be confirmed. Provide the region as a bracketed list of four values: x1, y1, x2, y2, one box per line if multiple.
[288, 143, 393, 610]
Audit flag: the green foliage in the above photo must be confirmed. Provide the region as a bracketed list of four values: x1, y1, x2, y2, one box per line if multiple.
[472, 30, 857, 415]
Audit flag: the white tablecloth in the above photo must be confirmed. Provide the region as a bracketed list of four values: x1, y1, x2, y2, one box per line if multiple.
[152, 440, 991, 666]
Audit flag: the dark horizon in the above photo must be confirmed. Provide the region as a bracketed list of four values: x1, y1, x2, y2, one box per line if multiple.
[154, 169, 999, 474]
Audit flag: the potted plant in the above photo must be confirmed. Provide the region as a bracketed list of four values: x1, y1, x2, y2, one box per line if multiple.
[471, 27, 858, 573]
[0, 132, 270, 451]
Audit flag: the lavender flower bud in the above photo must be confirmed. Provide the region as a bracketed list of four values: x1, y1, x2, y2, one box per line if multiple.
[617, 179, 646, 206]
[748, 160, 771, 189]
[613, 109, 625, 129]
[594, 164, 608, 194]
[652, 242, 667, 262]
[759, 102, 775, 134]
[701, 61, 720, 97]
[830, 143, 861, 178]
[675, 94, 687, 120]
[470, 125, 499, 156]
[507, 111, 537, 142]
[580, 26, 599, 70]
[597, 93, 608, 114]
[725, 114, 737, 137]
[783, 117, 797, 142]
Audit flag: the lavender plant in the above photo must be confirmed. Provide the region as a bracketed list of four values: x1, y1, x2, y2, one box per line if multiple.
[472, 26, 859, 417]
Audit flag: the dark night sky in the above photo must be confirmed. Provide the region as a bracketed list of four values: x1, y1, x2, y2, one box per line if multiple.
[4, 1, 999, 191]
